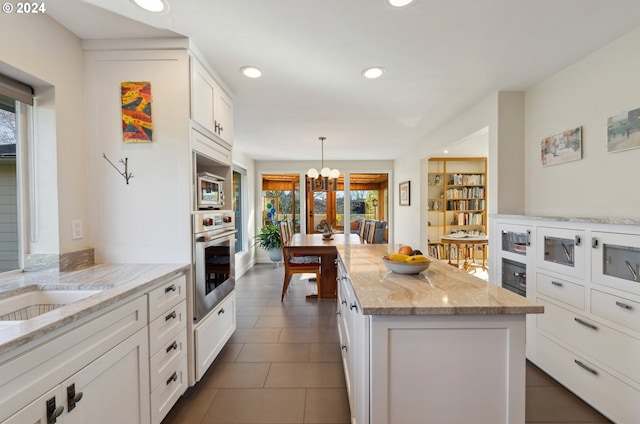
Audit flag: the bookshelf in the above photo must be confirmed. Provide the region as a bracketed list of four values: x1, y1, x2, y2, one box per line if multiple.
[427, 157, 487, 259]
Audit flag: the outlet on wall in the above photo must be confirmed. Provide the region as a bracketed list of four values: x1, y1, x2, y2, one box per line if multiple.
[72, 219, 83, 240]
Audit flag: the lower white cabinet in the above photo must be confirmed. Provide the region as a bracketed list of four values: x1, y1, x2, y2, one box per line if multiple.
[147, 276, 189, 424]
[0, 296, 150, 424]
[494, 215, 640, 423]
[337, 259, 527, 424]
[337, 268, 369, 424]
[194, 291, 236, 381]
[62, 327, 150, 424]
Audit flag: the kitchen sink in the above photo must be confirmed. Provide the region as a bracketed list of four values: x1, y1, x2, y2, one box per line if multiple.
[0, 289, 103, 321]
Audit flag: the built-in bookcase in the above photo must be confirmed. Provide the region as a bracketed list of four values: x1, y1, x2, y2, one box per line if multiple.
[427, 157, 487, 258]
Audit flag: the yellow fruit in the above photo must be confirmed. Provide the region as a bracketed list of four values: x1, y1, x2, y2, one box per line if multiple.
[387, 253, 410, 262]
[405, 255, 430, 263]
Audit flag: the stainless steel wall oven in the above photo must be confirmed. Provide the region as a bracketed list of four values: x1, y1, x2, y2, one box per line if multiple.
[193, 210, 236, 322]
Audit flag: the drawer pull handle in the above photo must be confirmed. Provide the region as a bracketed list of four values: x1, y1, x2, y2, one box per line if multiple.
[218, 308, 225, 315]
[350, 303, 358, 312]
[574, 235, 581, 246]
[341, 345, 348, 352]
[574, 359, 598, 376]
[165, 311, 177, 321]
[341, 300, 347, 306]
[166, 341, 178, 353]
[66, 383, 83, 412]
[574, 317, 597, 330]
[526, 230, 531, 246]
[592, 238, 599, 248]
[166, 372, 178, 385]
[551, 281, 563, 287]
[616, 301, 633, 310]
[164, 284, 177, 293]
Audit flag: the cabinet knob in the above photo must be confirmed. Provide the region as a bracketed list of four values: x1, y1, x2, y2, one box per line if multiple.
[591, 238, 599, 248]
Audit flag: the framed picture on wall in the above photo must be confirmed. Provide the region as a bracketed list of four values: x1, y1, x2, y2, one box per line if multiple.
[540, 126, 582, 166]
[399, 181, 410, 206]
[607, 107, 640, 153]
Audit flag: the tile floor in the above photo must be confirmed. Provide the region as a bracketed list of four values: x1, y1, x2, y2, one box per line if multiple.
[162, 264, 612, 424]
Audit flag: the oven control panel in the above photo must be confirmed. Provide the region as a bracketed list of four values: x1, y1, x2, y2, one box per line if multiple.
[193, 210, 235, 235]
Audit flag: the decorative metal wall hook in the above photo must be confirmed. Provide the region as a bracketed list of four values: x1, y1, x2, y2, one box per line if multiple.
[103, 153, 133, 184]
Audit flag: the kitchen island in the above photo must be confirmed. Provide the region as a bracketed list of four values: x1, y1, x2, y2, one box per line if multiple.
[335, 244, 543, 424]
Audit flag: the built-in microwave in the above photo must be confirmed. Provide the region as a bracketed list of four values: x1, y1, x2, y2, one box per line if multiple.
[197, 172, 225, 209]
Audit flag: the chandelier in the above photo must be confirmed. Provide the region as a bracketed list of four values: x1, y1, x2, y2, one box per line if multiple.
[307, 137, 340, 191]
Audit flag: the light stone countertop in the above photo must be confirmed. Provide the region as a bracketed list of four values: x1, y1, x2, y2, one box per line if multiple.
[491, 214, 640, 226]
[337, 244, 543, 316]
[0, 263, 189, 357]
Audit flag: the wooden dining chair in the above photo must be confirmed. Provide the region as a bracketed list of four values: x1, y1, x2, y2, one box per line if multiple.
[366, 221, 376, 243]
[279, 221, 321, 301]
[358, 219, 367, 241]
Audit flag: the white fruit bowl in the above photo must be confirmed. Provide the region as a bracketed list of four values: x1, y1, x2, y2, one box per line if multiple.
[382, 257, 431, 274]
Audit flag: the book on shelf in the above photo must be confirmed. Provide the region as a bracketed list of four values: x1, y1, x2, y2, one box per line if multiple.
[447, 173, 485, 186]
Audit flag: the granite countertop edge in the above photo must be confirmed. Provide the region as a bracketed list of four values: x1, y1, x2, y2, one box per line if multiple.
[0, 263, 190, 357]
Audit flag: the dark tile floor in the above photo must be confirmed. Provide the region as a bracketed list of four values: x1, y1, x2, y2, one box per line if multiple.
[162, 264, 612, 424]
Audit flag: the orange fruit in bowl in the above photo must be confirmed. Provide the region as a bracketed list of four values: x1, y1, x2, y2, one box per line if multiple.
[397, 245, 413, 255]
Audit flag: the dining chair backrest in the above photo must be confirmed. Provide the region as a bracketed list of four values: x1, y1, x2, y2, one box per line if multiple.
[366, 221, 376, 243]
[358, 219, 367, 240]
[279, 221, 290, 245]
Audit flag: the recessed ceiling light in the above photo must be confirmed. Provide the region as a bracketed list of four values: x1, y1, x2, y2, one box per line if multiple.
[443, 150, 449, 154]
[387, 0, 416, 7]
[241, 66, 263, 79]
[362, 67, 385, 79]
[131, 0, 167, 12]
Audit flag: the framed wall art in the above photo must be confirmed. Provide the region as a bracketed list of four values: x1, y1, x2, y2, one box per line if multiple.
[540, 126, 582, 166]
[399, 181, 410, 206]
[121, 81, 152, 143]
[607, 107, 640, 153]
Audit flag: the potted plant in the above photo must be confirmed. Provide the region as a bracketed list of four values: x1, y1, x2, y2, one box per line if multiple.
[254, 224, 283, 262]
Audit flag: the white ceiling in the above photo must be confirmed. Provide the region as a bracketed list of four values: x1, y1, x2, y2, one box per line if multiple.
[47, 0, 640, 161]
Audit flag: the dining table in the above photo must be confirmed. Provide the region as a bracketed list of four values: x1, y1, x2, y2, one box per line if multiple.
[285, 233, 362, 299]
[440, 234, 489, 271]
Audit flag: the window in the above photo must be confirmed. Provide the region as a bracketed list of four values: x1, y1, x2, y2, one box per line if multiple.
[0, 94, 25, 272]
[232, 168, 246, 254]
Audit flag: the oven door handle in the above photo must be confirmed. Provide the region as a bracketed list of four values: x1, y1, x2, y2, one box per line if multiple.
[195, 229, 237, 246]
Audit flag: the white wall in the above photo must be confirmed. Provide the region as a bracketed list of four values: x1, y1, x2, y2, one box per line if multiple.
[525, 27, 640, 218]
[0, 14, 86, 256]
[84, 45, 192, 263]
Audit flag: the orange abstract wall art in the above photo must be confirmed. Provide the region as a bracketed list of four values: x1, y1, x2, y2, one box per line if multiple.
[121, 81, 152, 142]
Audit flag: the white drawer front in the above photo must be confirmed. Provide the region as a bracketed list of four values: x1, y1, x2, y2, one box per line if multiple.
[149, 300, 187, 355]
[148, 275, 186, 322]
[194, 292, 236, 381]
[591, 289, 640, 333]
[150, 356, 188, 424]
[150, 328, 187, 391]
[537, 298, 640, 384]
[534, 334, 639, 424]
[537, 272, 584, 309]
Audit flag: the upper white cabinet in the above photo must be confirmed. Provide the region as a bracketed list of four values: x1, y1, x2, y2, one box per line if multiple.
[191, 57, 233, 146]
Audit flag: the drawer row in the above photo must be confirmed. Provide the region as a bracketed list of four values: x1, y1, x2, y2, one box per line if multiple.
[536, 272, 640, 334]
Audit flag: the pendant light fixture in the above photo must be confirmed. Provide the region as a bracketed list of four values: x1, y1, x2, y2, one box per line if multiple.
[307, 137, 340, 191]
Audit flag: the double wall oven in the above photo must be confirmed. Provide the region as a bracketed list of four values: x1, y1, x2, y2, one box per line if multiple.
[192, 210, 236, 322]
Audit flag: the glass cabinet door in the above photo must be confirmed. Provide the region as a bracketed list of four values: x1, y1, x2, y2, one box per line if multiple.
[536, 227, 585, 279]
[592, 231, 640, 296]
[501, 229, 530, 256]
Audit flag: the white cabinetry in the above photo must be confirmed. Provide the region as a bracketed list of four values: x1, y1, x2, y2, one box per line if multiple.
[194, 291, 236, 381]
[337, 261, 369, 424]
[191, 57, 233, 146]
[147, 275, 188, 424]
[0, 296, 150, 424]
[492, 216, 640, 423]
